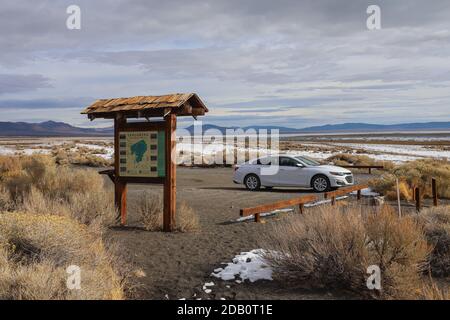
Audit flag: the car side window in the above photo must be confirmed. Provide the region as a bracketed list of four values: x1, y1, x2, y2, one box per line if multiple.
[279, 157, 298, 167]
[257, 157, 271, 165]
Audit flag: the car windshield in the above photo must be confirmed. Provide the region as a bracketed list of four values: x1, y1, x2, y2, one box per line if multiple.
[294, 156, 320, 166]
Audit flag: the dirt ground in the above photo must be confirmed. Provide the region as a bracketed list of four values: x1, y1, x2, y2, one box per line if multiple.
[106, 167, 373, 300]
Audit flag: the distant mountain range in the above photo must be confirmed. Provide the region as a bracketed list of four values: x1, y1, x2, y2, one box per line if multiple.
[0, 121, 113, 136]
[0, 120, 449, 136]
[185, 121, 450, 134]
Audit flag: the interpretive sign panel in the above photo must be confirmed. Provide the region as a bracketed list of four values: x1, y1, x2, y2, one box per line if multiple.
[118, 131, 165, 177]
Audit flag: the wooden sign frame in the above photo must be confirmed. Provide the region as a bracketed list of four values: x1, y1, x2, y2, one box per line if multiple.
[113, 113, 177, 231]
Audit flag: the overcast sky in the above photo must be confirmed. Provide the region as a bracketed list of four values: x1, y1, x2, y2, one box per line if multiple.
[0, 0, 449, 128]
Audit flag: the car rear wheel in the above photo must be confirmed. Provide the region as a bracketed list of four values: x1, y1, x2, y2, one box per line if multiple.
[311, 175, 330, 192]
[244, 174, 261, 191]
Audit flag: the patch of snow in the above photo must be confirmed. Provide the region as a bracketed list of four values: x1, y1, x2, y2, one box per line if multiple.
[350, 187, 380, 197]
[304, 196, 348, 208]
[203, 282, 214, 294]
[0, 146, 16, 155]
[333, 143, 450, 160]
[211, 249, 273, 283]
[235, 208, 293, 222]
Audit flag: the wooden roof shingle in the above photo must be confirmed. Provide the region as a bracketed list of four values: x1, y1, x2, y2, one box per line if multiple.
[82, 93, 208, 119]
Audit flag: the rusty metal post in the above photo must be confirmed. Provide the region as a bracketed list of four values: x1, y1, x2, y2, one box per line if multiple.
[357, 189, 361, 200]
[432, 178, 438, 207]
[415, 187, 421, 212]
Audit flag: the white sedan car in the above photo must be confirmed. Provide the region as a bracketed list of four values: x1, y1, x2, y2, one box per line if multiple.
[233, 155, 354, 192]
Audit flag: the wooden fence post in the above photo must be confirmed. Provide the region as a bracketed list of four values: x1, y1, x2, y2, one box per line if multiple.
[415, 187, 421, 212]
[255, 213, 261, 223]
[163, 113, 177, 232]
[245, 137, 249, 163]
[299, 203, 304, 214]
[432, 178, 438, 207]
[331, 196, 336, 205]
[114, 115, 127, 225]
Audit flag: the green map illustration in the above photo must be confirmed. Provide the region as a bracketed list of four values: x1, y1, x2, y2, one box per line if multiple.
[130, 139, 148, 163]
[119, 131, 162, 178]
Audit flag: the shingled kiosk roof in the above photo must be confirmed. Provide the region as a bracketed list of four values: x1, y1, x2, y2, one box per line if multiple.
[82, 93, 208, 119]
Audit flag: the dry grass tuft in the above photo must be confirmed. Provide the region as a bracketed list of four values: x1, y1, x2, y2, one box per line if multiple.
[133, 191, 199, 232]
[263, 205, 431, 299]
[418, 206, 450, 278]
[420, 281, 450, 300]
[175, 202, 200, 233]
[0, 212, 124, 300]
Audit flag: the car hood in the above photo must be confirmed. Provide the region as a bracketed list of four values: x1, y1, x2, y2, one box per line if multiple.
[311, 165, 352, 173]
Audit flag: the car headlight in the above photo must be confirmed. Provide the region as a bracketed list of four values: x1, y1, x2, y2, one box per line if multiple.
[329, 171, 345, 176]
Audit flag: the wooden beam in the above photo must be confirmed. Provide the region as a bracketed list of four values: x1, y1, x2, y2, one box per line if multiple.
[121, 120, 166, 131]
[114, 115, 127, 225]
[324, 184, 369, 199]
[163, 113, 177, 232]
[240, 194, 319, 219]
[98, 169, 115, 182]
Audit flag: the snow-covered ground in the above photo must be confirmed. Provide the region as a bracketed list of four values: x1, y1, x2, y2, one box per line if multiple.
[0, 136, 448, 164]
[211, 249, 273, 283]
[333, 143, 450, 160]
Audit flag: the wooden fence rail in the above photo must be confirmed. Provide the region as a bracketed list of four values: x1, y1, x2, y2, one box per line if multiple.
[240, 194, 319, 222]
[340, 165, 384, 174]
[323, 184, 369, 205]
[240, 184, 369, 222]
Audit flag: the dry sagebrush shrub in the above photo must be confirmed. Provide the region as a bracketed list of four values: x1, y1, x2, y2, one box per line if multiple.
[263, 205, 431, 299]
[369, 159, 450, 200]
[0, 212, 124, 300]
[326, 153, 395, 171]
[418, 206, 450, 278]
[134, 191, 163, 231]
[52, 145, 112, 167]
[0, 155, 115, 227]
[176, 201, 200, 232]
[134, 191, 199, 232]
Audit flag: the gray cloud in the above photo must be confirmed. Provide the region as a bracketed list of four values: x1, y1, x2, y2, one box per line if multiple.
[0, 74, 51, 94]
[0, 0, 449, 127]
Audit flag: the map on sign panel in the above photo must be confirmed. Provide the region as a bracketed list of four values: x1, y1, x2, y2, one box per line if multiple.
[118, 131, 165, 177]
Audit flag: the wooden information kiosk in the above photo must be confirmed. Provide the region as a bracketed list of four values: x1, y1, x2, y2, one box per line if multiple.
[82, 93, 208, 231]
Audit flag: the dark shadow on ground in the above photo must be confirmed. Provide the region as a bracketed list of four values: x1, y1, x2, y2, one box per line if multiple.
[200, 186, 315, 194]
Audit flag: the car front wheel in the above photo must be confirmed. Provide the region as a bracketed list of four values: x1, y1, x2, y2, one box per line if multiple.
[244, 174, 261, 191]
[311, 175, 330, 192]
